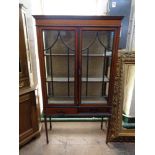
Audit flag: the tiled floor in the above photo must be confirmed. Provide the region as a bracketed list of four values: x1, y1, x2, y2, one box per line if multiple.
[20, 122, 135, 155]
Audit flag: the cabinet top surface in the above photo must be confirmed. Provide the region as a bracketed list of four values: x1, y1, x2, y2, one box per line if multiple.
[33, 15, 124, 20]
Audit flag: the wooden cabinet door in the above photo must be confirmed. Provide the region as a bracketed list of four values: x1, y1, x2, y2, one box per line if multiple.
[19, 91, 38, 142]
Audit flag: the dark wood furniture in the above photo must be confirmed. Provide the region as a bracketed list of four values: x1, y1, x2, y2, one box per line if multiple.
[19, 88, 40, 146]
[19, 4, 40, 147]
[33, 15, 123, 143]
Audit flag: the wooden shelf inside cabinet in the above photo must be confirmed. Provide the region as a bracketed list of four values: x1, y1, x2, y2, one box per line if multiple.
[46, 77, 109, 82]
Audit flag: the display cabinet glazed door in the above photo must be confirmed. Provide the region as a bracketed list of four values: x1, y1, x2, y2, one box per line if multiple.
[42, 28, 77, 106]
[79, 28, 115, 106]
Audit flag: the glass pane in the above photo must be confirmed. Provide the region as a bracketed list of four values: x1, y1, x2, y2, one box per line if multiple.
[81, 30, 114, 104]
[43, 30, 75, 104]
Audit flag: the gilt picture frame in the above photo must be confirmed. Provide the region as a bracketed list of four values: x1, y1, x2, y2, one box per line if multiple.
[106, 51, 135, 142]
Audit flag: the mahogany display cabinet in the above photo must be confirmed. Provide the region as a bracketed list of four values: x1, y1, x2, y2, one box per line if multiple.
[33, 15, 123, 143]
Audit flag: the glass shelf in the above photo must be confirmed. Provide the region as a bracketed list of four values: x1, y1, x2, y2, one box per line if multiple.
[82, 51, 112, 57]
[48, 96, 74, 104]
[46, 76, 109, 82]
[48, 96, 107, 104]
[44, 51, 112, 57]
[81, 96, 107, 104]
[44, 53, 75, 56]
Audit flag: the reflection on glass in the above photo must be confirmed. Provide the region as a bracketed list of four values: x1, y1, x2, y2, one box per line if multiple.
[43, 30, 75, 104]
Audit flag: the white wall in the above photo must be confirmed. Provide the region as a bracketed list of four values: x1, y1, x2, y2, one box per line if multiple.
[41, 0, 109, 15]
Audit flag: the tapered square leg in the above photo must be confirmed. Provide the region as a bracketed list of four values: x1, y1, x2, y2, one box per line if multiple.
[101, 117, 103, 130]
[106, 117, 111, 144]
[44, 114, 49, 144]
[50, 116, 52, 130]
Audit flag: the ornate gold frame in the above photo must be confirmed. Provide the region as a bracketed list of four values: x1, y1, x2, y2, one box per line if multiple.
[106, 51, 135, 142]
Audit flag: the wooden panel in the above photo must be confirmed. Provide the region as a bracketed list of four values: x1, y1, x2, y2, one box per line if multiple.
[19, 129, 33, 139]
[35, 19, 122, 27]
[31, 92, 39, 132]
[19, 92, 33, 102]
[19, 93, 33, 140]
[33, 15, 124, 20]
[45, 108, 77, 115]
[19, 91, 39, 142]
[78, 106, 111, 113]
[33, 15, 123, 27]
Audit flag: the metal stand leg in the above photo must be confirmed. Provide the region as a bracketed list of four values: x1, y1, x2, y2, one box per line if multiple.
[44, 114, 49, 144]
[50, 116, 52, 130]
[101, 117, 103, 130]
